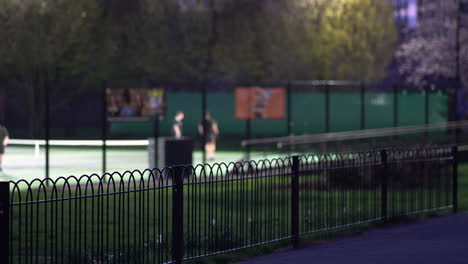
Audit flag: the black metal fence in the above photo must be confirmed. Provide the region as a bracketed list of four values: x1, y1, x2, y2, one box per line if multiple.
[0, 146, 458, 264]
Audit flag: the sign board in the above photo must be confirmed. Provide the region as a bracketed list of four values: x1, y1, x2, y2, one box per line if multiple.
[235, 87, 286, 119]
[107, 88, 166, 120]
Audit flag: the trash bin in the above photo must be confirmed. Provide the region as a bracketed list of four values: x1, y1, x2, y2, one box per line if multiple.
[148, 137, 193, 169]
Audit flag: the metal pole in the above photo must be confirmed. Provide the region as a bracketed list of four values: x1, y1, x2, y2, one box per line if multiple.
[455, 0, 462, 144]
[452, 146, 459, 213]
[245, 87, 252, 160]
[360, 83, 366, 130]
[425, 87, 430, 126]
[0, 181, 10, 264]
[45, 73, 50, 181]
[246, 119, 251, 161]
[153, 115, 159, 169]
[172, 166, 184, 263]
[202, 86, 207, 164]
[102, 80, 107, 176]
[0, 86, 5, 124]
[381, 149, 388, 221]
[393, 85, 398, 128]
[325, 86, 330, 133]
[287, 81, 292, 136]
[424, 87, 430, 140]
[291, 156, 300, 248]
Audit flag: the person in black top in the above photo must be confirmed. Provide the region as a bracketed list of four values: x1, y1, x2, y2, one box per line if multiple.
[198, 112, 219, 161]
[172, 111, 184, 139]
[0, 125, 9, 171]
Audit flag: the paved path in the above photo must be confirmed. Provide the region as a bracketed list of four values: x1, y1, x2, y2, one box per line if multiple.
[239, 213, 468, 264]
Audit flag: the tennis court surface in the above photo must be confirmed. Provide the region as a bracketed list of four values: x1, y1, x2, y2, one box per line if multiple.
[3, 121, 468, 182]
[238, 213, 468, 264]
[0, 141, 246, 182]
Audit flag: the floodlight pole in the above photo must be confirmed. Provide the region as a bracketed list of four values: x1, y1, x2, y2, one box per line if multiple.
[102, 80, 107, 177]
[360, 82, 366, 130]
[245, 87, 252, 161]
[0, 86, 5, 124]
[287, 81, 292, 136]
[455, 0, 462, 144]
[202, 86, 207, 165]
[325, 86, 330, 133]
[44, 72, 50, 182]
[424, 86, 430, 139]
[393, 84, 399, 142]
[393, 84, 399, 128]
[425, 86, 430, 125]
[153, 114, 159, 168]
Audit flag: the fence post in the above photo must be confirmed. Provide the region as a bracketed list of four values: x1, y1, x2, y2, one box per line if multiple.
[325, 86, 330, 133]
[360, 83, 366, 130]
[101, 79, 107, 178]
[287, 81, 292, 136]
[393, 85, 398, 128]
[291, 156, 300, 248]
[0, 181, 10, 264]
[381, 150, 388, 221]
[44, 73, 50, 182]
[452, 146, 458, 213]
[172, 167, 184, 264]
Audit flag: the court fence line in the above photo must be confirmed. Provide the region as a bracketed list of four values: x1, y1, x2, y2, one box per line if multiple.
[241, 121, 468, 147]
[0, 145, 458, 264]
[242, 121, 468, 160]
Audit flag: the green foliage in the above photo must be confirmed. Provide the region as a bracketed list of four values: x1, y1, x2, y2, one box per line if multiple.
[300, 0, 398, 82]
[0, 0, 101, 137]
[0, 0, 98, 77]
[0, 0, 398, 85]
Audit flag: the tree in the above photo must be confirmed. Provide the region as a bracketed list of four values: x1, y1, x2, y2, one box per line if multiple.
[0, 0, 99, 137]
[396, 1, 468, 88]
[211, 0, 398, 83]
[213, 0, 284, 83]
[300, 0, 398, 82]
[0, 0, 399, 93]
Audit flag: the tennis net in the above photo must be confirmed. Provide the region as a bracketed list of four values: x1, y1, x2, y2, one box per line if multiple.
[3, 139, 148, 181]
[241, 121, 468, 159]
[4, 139, 245, 181]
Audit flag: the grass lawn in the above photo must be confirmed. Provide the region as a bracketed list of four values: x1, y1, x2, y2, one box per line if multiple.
[458, 163, 468, 212]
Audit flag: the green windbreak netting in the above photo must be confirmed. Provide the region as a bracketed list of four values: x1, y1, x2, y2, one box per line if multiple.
[291, 93, 325, 135]
[429, 92, 448, 124]
[330, 93, 361, 132]
[365, 93, 394, 129]
[398, 92, 425, 127]
[108, 91, 449, 138]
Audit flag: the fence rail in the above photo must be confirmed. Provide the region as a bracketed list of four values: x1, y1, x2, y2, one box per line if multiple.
[0, 146, 458, 264]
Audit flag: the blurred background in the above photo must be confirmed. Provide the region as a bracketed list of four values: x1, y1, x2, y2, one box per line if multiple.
[0, 0, 467, 180]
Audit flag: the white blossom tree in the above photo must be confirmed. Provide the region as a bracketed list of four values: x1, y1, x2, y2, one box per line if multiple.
[396, 0, 468, 88]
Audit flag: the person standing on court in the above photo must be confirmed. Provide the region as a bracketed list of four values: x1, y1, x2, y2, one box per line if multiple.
[198, 112, 219, 161]
[172, 111, 184, 139]
[0, 124, 9, 171]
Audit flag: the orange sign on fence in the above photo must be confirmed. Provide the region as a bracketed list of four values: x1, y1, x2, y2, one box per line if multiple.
[235, 87, 286, 119]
